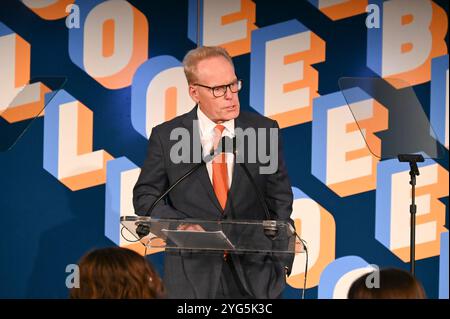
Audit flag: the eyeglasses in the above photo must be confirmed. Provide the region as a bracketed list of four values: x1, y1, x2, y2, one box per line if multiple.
[193, 79, 243, 98]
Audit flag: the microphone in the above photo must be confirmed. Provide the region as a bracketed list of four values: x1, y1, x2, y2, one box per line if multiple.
[224, 136, 278, 239]
[136, 135, 277, 239]
[135, 136, 229, 238]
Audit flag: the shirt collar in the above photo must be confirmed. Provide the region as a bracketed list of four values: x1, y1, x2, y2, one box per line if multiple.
[197, 105, 235, 138]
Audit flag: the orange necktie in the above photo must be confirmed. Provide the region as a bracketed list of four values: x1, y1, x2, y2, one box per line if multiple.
[212, 125, 228, 210]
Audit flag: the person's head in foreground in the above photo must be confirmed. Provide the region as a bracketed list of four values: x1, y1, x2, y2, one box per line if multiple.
[347, 267, 426, 299]
[70, 247, 165, 299]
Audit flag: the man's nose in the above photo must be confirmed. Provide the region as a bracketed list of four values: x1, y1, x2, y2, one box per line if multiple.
[224, 86, 233, 99]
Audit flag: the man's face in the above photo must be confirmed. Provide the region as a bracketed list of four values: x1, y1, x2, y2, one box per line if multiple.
[189, 56, 240, 123]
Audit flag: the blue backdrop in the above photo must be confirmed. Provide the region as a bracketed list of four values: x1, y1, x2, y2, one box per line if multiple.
[0, 0, 448, 299]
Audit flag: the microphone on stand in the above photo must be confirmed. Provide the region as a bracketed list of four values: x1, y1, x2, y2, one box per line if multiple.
[222, 136, 278, 239]
[136, 135, 278, 239]
[135, 136, 230, 238]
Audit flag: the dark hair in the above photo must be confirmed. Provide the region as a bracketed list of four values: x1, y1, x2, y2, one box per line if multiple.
[70, 247, 165, 299]
[347, 267, 426, 299]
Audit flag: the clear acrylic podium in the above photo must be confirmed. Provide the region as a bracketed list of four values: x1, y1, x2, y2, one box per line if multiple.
[120, 216, 297, 255]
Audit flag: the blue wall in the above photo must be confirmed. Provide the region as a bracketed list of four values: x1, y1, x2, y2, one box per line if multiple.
[0, 0, 448, 298]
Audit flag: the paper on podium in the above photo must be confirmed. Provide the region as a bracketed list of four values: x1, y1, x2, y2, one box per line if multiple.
[161, 229, 235, 250]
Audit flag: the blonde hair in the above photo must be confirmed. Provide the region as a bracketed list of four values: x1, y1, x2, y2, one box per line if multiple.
[183, 46, 234, 84]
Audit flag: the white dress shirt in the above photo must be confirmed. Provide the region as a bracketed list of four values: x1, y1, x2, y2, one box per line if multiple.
[197, 106, 235, 188]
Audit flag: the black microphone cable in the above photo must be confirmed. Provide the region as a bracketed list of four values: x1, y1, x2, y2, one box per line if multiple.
[120, 225, 140, 242]
[294, 233, 309, 300]
[120, 226, 151, 259]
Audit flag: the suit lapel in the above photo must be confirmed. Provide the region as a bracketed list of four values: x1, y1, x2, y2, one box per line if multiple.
[223, 114, 247, 216]
[182, 106, 223, 214]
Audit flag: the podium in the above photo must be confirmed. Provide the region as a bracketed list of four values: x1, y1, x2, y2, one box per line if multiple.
[121, 216, 303, 298]
[120, 216, 297, 255]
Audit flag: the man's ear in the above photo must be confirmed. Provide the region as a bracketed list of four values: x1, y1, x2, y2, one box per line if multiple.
[189, 85, 199, 104]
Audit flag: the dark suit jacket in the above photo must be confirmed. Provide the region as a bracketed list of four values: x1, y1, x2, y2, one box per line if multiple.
[133, 106, 294, 298]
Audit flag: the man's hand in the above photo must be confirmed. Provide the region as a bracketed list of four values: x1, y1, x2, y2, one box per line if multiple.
[295, 238, 304, 253]
[177, 223, 205, 231]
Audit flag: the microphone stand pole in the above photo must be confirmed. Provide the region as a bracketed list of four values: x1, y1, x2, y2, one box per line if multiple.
[397, 154, 424, 276]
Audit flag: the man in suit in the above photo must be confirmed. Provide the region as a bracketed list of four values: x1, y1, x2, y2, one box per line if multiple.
[133, 46, 294, 298]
